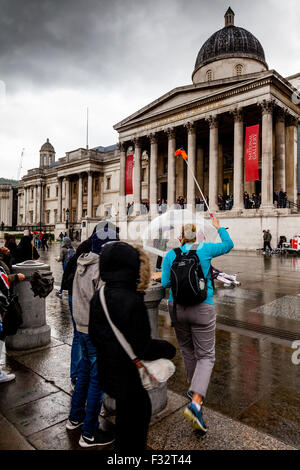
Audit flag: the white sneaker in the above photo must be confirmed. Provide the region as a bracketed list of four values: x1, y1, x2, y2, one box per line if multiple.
[0, 371, 16, 383]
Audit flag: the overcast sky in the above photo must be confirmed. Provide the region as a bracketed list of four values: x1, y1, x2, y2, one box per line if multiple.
[0, 0, 299, 179]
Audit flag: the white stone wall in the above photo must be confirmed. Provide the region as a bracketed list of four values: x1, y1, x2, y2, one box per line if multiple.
[193, 57, 267, 84]
[0, 185, 13, 226]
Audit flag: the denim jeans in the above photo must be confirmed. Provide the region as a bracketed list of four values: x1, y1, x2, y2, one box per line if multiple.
[68, 295, 82, 383]
[69, 332, 104, 437]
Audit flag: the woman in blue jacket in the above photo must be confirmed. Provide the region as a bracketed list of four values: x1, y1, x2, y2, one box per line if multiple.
[161, 216, 234, 433]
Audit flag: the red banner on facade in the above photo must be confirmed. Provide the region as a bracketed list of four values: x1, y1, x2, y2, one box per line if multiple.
[245, 124, 259, 182]
[125, 154, 134, 195]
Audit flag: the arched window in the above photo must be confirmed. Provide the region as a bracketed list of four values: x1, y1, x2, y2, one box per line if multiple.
[206, 70, 213, 82]
[235, 64, 243, 76]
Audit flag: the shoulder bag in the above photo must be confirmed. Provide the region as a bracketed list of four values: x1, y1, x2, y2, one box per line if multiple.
[99, 285, 175, 391]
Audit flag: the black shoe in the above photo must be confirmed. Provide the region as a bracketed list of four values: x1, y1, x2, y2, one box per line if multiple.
[79, 429, 115, 448]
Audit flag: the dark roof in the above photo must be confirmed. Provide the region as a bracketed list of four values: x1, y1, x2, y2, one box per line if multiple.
[194, 25, 267, 72]
[92, 144, 118, 152]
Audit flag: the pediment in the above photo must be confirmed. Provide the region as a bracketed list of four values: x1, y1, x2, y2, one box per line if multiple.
[114, 71, 272, 131]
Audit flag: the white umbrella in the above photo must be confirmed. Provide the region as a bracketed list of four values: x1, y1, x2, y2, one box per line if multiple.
[142, 209, 218, 258]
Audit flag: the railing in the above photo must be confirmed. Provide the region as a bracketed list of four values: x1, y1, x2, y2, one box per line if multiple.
[287, 200, 300, 212]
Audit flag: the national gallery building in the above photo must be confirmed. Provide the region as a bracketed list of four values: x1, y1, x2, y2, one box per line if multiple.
[10, 8, 300, 248]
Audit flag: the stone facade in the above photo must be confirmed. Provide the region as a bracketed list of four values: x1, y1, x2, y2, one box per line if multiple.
[17, 141, 120, 237]
[12, 8, 300, 249]
[114, 9, 300, 232]
[0, 184, 17, 228]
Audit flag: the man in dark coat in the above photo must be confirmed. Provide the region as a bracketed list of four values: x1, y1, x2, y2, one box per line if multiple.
[89, 241, 176, 453]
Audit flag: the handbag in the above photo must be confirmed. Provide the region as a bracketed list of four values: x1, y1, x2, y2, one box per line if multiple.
[99, 285, 175, 391]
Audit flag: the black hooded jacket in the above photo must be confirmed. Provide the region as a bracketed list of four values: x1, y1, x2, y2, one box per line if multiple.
[15, 236, 39, 264]
[89, 242, 176, 399]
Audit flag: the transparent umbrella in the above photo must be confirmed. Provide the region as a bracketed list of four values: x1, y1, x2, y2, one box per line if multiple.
[142, 209, 219, 258]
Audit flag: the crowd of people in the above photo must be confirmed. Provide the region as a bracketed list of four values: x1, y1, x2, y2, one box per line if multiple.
[125, 190, 289, 214]
[0, 214, 236, 452]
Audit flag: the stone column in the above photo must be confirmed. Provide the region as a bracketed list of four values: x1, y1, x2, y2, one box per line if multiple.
[57, 177, 63, 222]
[38, 182, 43, 225]
[149, 133, 158, 217]
[196, 146, 204, 194]
[218, 144, 224, 195]
[186, 122, 196, 211]
[176, 154, 184, 200]
[166, 127, 176, 209]
[65, 177, 70, 212]
[87, 171, 93, 218]
[119, 142, 127, 219]
[133, 137, 142, 215]
[285, 115, 298, 205]
[232, 108, 244, 210]
[78, 173, 83, 222]
[33, 185, 37, 224]
[275, 109, 286, 193]
[24, 186, 27, 224]
[260, 100, 274, 210]
[207, 115, 219, 213]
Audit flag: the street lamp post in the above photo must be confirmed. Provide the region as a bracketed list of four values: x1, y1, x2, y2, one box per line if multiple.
[66, 208, 69, 233]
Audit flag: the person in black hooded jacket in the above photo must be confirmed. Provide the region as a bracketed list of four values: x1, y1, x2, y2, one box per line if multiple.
[89, 241, 176, 453]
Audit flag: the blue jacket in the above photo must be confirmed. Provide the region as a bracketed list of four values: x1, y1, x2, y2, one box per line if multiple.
[161, 227, 234, 305]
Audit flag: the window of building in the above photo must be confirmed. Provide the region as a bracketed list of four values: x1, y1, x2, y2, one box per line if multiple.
[47, 187, 50, 198]
[106, 176, 111, 190]
[142, 168, 147, 183]
[31, 189, 34, 199]
[46, 211, 50, 224]
[73, 183, 77, 194]
[206, 70, 213, 81]
[235, 64, 243, 76]
[83, 182, 88, 194]
[56, 186, 58, 197]
[63, 208, 65, 222]
[95, 179, 99, 192]
[30, 211, 33, 223]
[54, 209, 57, 223]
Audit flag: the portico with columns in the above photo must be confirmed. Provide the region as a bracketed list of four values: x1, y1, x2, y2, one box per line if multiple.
[114, 9, 300, 225]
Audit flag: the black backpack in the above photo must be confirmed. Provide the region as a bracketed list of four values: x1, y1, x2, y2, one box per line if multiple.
[170, 244, 208, 307]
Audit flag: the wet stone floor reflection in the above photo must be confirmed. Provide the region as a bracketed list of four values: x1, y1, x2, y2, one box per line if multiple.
[0, 243, 300, 450]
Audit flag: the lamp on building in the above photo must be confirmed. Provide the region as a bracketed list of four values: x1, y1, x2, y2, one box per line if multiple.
[66, 208, 69, 229]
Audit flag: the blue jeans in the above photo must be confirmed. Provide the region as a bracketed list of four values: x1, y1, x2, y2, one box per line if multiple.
[68, 296, 82, 383]
[69, 332, 104, 437]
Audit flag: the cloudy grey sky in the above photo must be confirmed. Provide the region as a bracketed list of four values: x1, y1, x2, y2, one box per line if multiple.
[0, 0, 299, 179]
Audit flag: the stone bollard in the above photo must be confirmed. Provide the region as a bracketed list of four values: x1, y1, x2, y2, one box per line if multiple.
[144, 281, 167, 415]
[5, 260, 52, 351]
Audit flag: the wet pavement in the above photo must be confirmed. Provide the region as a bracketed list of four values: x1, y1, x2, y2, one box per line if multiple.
[0, 243, 300, 450]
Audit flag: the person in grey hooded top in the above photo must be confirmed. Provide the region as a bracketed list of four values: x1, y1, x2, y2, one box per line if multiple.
[66, 227, 118, 448]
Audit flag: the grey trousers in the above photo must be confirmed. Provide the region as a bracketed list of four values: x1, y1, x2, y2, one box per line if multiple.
[168, 301, 216, 398]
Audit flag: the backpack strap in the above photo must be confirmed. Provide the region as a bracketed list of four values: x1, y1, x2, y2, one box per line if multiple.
[186, 243, 199, 257]
[173, 247, 182, 260]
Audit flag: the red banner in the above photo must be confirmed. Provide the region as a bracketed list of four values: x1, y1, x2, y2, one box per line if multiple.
[245, 125, 259, 182]
[125, 154, 134, 195]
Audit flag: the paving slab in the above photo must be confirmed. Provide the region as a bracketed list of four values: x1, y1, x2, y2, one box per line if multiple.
[27, 420, 102, 451]
[5, 337, 63, 357]
[0, 414, 35, 450]
[4, 391, 71, 437]
[238, 386, 300, 449]
[14, 343, 73, 394]
[0, 364, 59, 411]
[147, 401, 296, 450]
